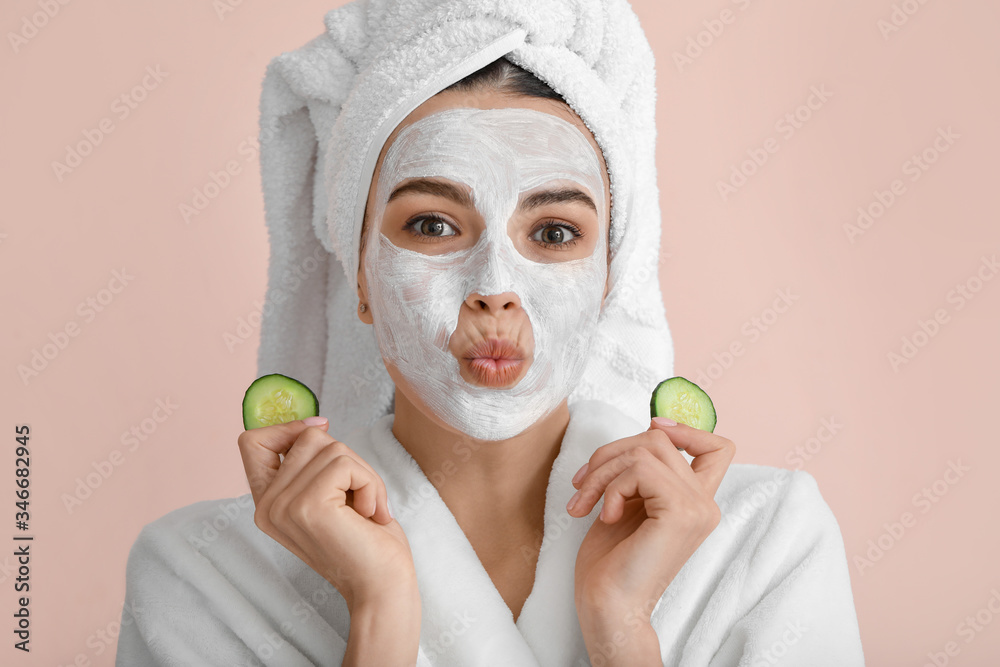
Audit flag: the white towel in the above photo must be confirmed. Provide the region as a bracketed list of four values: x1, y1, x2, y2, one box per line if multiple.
[115, 399, 865, 665]
[254, 0, 673, 438]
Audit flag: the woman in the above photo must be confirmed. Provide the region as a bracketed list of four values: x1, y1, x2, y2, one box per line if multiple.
[116, 1, 865, 665]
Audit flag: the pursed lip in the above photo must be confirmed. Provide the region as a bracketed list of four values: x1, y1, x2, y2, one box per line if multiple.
[461, 338, 527, 388]
[462, 338, 524, 362]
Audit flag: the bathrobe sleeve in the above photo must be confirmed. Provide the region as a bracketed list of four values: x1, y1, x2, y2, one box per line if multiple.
[115, 505, 347, 667]
[115, 523, 273, 666]
[699, 470, 866, 666]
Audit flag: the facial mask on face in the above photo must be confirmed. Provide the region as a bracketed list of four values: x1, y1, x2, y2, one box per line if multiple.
[363, 107, 608, 441]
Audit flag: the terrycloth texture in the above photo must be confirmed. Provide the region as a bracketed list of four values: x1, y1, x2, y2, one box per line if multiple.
[115, 399, 866, 666]
[255, 0, 674, 437]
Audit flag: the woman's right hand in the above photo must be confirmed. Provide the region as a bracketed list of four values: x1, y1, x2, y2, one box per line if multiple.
[237, 417, 418, 610]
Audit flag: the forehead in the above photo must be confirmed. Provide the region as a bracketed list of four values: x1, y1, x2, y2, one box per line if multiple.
[370, 92, 611, 199]
[379, 107, 605, 196]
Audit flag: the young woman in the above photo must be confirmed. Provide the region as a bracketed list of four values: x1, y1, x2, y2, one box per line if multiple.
[116, 2, 865, 666]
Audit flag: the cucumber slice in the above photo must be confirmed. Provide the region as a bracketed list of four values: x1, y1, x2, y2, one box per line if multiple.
[649, 376, 717, 432]
[242, 373, 319, 430]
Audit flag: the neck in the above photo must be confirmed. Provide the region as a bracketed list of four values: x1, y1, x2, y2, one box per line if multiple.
[391, 386, 569, 531]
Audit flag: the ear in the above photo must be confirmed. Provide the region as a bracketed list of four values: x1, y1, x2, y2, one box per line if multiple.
[356, 274, 373, 325]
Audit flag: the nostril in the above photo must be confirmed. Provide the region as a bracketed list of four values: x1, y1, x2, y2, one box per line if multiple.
[467, 291, 521, 312]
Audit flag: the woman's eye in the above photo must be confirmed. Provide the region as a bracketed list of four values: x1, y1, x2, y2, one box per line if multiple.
[404, 214, 458, 239]
[532, 222, 583, 249]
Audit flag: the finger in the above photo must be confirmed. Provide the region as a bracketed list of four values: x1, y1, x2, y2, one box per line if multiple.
[284, 427, 380, 478]
[266, 455, 375, 560]
[264, 427, 341, 501]
[251, 493, 321, 573]
[291, 455, 385, 527]
[598, 457, 676, 524]
[280, 446, 392, 525]
[578, 426, 686, 474]
[573, 426, 697, 492]
[601, 461, 717, 543]
[238, 418, 329, 504]
[648, 421, 736, 496]
[279, 434, 389, 524]
[569, 447, 684, 518]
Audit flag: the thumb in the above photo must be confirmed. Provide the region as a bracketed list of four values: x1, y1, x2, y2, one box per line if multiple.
[248, 416, 329, 456]
[302, 415, 329, 429]
[649, 417, 685, 450]
[239, 416, 328, 504]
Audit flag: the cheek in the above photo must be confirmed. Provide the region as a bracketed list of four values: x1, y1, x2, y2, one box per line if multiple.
[512, 259, 607, 336]
[367, 237, 466, 334]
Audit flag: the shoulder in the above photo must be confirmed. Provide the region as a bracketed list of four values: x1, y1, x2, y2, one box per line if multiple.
[713, 463, 847, 554]
[656, 465, 865, 663]
[120, 494, 332, 625]
[118, 495, 349, 664]
[663, 464, 853, 618]
[128, 494, 254, 548]
[717, 464, 831, 514]
[123, 493, 303, 577]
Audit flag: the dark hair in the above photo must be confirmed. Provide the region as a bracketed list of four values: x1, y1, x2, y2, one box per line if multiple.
[358, 57, 606, 276]
[443, 56, 568, 103]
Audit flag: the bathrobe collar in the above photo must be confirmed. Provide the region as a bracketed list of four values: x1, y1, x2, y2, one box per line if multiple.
[356, 398, 644, 666]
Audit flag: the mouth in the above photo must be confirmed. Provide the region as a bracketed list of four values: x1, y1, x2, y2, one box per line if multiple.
[461, 338, 527, 388]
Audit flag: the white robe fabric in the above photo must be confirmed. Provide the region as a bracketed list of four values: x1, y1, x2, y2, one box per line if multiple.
[115, 399, 865, 666]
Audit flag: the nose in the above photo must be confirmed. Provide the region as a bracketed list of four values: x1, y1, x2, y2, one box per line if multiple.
[465, 290, 521, 313]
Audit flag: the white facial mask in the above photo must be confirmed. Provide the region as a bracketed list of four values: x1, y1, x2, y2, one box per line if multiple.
[363, 107, 608, 441]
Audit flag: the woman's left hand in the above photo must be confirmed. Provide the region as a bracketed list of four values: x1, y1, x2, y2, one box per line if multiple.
[568, 418, 735, 644]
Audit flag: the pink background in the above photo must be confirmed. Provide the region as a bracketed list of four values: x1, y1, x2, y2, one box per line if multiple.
[4, 0, 999, 665]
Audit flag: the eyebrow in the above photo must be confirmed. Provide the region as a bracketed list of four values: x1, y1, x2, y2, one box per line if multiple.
[387, 178, 597, 214]
[388, 179, 475, 208]
[521, 187, 597, 213]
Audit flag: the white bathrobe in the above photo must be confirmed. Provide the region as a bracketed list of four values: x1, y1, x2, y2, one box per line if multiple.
[115, 399, 865, 666]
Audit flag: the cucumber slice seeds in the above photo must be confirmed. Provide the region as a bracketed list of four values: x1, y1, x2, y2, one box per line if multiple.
[242, 373, 319, 430]
[650, 376, 717, 432]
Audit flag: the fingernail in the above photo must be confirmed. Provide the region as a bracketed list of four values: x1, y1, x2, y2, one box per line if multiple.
[652, 417, 677, 427]
[566, 491, 581, 513]
[303, 416, 328, 426]
[387, 496, 395, 519]
[572, 462, 589, 485]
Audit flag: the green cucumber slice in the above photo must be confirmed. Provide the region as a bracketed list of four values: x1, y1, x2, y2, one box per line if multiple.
[242, 373, 319, 430]
[650, 376, 717, 432]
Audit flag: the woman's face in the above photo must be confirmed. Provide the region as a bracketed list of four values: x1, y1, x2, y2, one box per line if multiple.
[357, 88, 612, 441]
